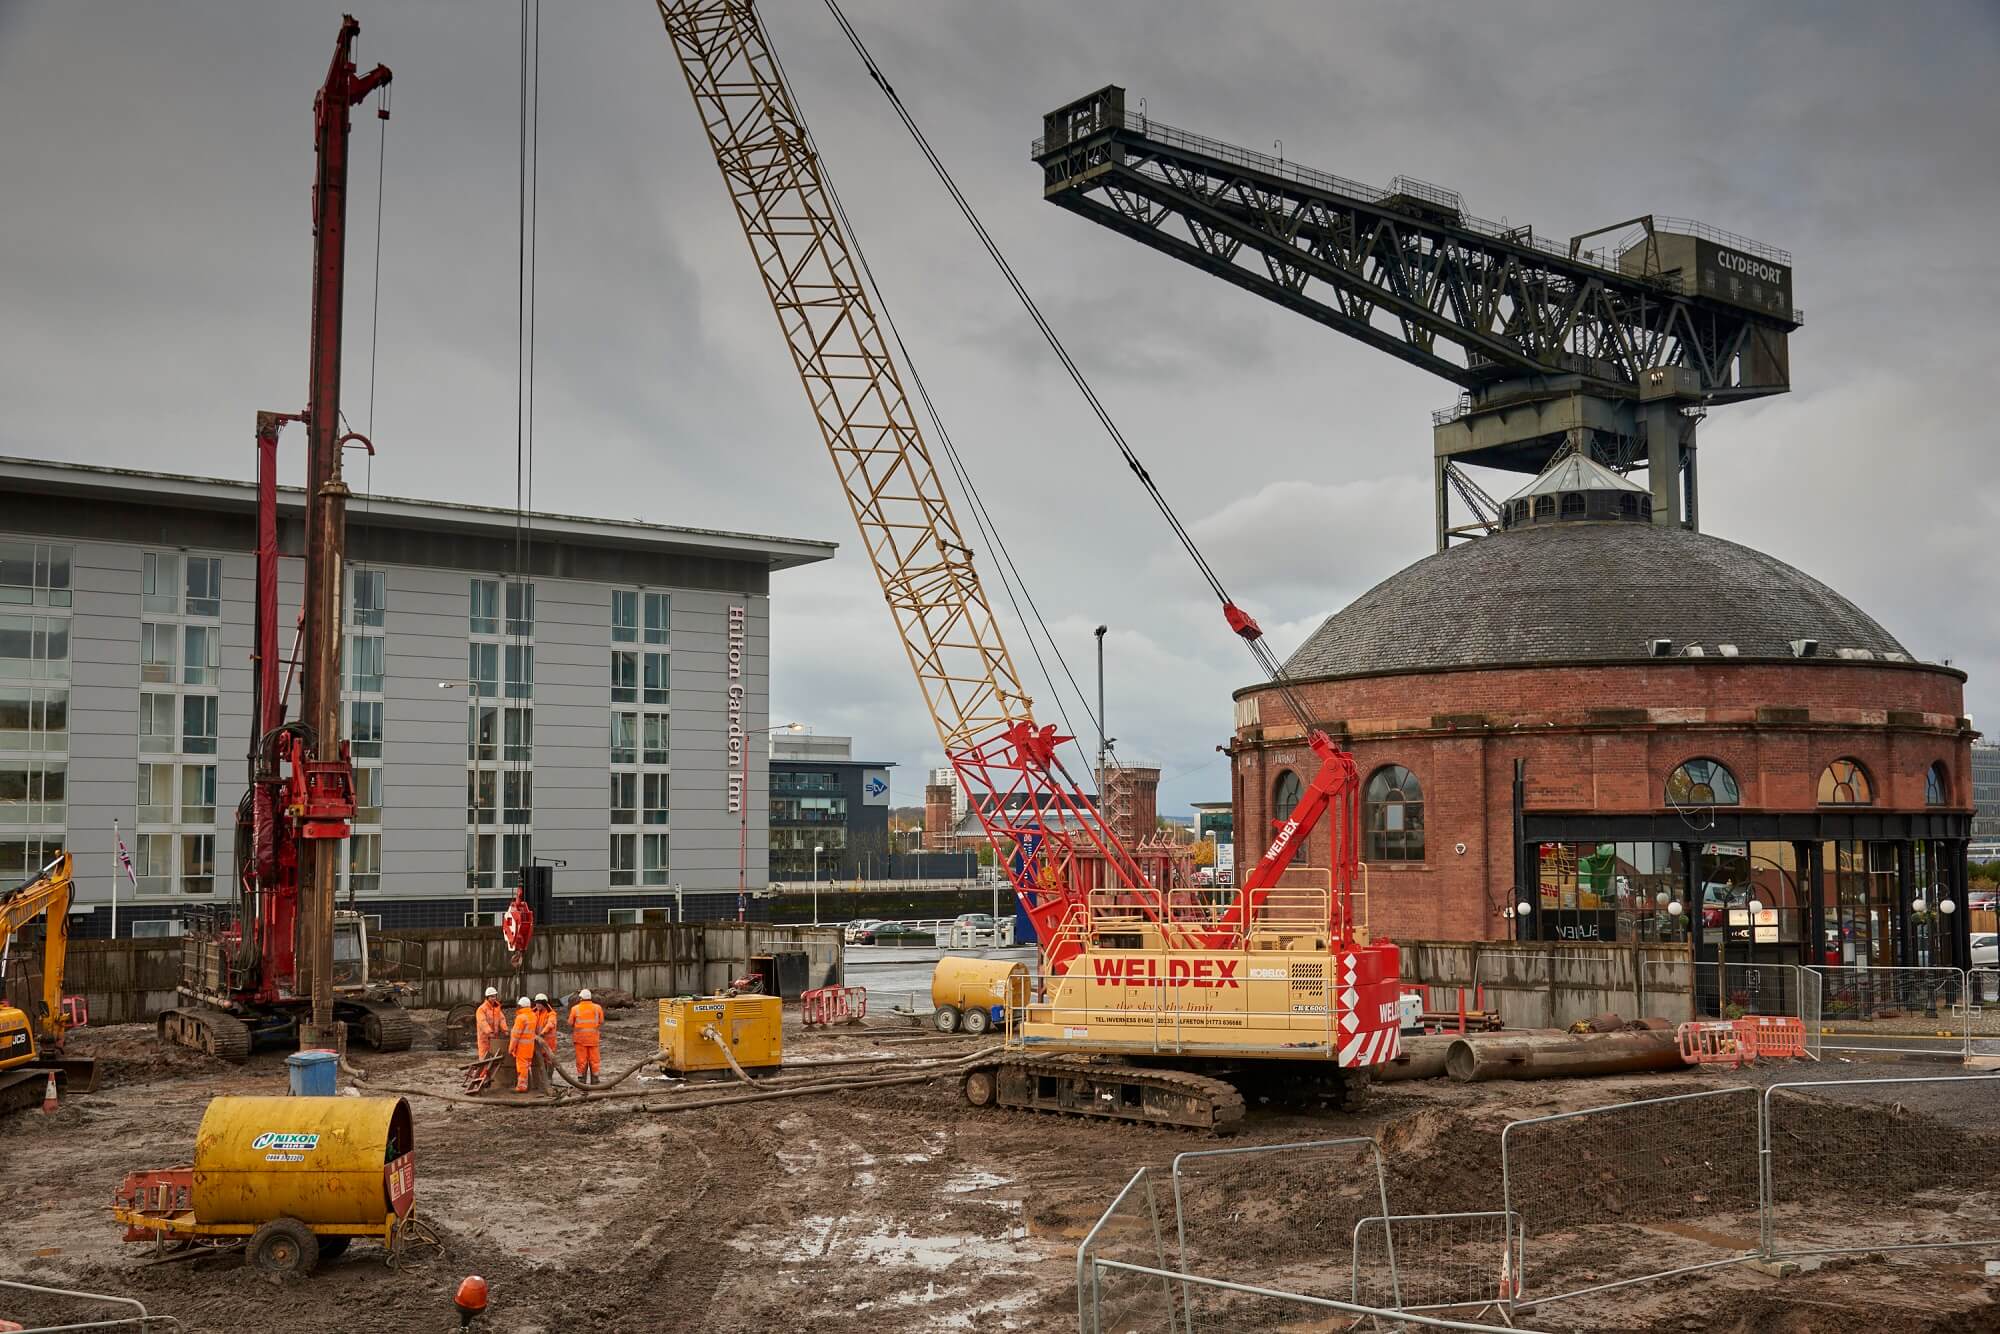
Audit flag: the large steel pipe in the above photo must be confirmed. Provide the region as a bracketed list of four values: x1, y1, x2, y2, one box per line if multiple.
[1443, 1029, 1686, 1082]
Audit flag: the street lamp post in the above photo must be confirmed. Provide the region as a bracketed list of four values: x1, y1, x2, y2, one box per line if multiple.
[743, 720, 805, 923]
[813, 844, 824, 926]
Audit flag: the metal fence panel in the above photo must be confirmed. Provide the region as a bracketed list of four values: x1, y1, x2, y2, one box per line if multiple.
[1807, 965, 1968, 1059]
[1077, 1167, 1176, 1334]
[1501, 1087, 1762, 1308]
[1761, 1075, 2000, 1260]
[1171, 1138, 1391, 1332]
[1351, 1212, 1518, 1320]
[1966, 968, 2000, 1059]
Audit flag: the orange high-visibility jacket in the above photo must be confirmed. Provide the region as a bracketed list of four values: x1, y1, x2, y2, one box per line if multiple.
[537, 1007, 558, 1051]
[509, 1007, 539, 1056]
[569, 999, 605, 1042]
[476, 1000, 508, 1042]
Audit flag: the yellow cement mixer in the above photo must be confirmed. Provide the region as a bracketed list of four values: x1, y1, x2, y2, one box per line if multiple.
[111, 1095, 416, 1276]
[930, 956, 1027, 1035]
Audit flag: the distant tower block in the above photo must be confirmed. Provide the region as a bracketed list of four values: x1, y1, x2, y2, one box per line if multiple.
[1034, 86, 1800, 550]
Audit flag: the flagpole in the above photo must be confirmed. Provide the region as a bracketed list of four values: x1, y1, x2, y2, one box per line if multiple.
[111, 818, 120, 940]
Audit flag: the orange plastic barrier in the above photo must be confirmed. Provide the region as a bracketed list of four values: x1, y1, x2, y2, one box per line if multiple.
[801, 985, 868, 1027]
[1736, 1014, 1806, 1059]
[1678, 1020, 1754, 1067]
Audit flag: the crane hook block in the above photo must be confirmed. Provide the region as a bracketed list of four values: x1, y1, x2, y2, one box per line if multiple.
[1223, 602, 1263, 642]
[1003, 720, 1072, 772]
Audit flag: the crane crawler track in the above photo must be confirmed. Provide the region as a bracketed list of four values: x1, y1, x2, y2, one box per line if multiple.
[158, 1008, 253, 1064]
[962, 1055, 1244, 1133]
[348, 1000, 414, 1053]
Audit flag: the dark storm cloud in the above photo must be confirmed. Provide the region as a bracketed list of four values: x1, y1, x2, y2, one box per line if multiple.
[3, 1, 1995, 810]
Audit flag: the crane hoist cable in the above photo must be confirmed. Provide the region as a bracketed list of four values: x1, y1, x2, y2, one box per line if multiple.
[761, 36, 1100, 774]
[820, 0, 1318, 731]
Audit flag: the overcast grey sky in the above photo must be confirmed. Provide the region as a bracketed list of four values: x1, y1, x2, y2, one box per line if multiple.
[4, 1, 1996, 814]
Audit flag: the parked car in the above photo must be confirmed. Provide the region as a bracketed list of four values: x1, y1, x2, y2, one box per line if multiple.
[842, 919, 884, 945]
[862, 920, 936, 945]
[951, 913, 997, 933]
[1972, 933, 1998, 969]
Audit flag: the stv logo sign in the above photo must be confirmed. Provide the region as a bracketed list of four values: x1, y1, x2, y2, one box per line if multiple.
[864, 775, 889, 798]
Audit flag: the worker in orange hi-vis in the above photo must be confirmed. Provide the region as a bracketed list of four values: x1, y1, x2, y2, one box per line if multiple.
[533, 992, 559, 1075]
[568, 988, 605, 1085]
[508, 995, 539, 1092]
[474, 986, 508, 1061]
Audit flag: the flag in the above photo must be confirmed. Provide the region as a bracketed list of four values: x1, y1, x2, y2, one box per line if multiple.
[117, 832, 138, 887]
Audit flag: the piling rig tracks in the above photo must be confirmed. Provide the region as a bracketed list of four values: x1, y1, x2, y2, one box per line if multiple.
[157, 1000, 411, 1063]
[960, 1054, 1247, 1132]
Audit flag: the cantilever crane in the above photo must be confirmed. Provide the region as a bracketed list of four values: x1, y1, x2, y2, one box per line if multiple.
[1032, 87, 1803, 549]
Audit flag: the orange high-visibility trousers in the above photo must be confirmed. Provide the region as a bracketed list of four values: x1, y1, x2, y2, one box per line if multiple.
[475, 1002, 508, 1060]
[574, 1039, 601, 1079]
[509, 1008, 539, 1091]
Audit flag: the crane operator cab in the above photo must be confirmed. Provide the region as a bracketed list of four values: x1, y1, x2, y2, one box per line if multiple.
[330, 912, 368, 990]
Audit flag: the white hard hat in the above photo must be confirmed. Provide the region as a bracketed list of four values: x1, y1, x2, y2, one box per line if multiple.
[578, 988, 592, 1000]
[517, 996, 532, 1007]
[534, 992, 549, 1003]
[484, 986, 499, 998]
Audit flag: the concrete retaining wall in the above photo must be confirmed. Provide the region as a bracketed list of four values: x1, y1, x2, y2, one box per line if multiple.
[1401, 939, 1692, 1030]
[22, 923, 843, 1024]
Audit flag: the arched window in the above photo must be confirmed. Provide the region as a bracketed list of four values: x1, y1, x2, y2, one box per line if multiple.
[1272, 770, 1302, 820]
[1925, 762, 1948, 806]
[1618, 493, 1639, 518]
[1560, 492, 1586, 517]
[1532, 495, 1555, 520]
[1817, 758, 1873, 805]
[1666, 758, 1740, 806]
[1364, 765, 1424, 862]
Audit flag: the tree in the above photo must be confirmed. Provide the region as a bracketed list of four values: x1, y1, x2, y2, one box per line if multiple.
[1192, 838, 1217, 868]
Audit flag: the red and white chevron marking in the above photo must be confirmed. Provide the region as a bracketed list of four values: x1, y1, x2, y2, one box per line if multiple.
[1338, 1022, 1400, 1067]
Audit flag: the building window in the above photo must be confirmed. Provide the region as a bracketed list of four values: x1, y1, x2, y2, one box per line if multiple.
[1666, 758, 1740, 806]
[1925, 762, 1948, 807]
[184, 557, 222, 618]
[347, 833, 381, 896]
[642, 773, 670, 825]
[0, 687, 64, 752]
[644, 593, 671, 644]
[610, 773, 637, 825]
[0, 763, 64, 826]
[469, 705, 498, 760]
[1364, 765, 1425, 863]
[142, 553, 179, 614]
[348, 701, 384, 758]
[611, 650, 638, 703]
[140, 624, 177, 683]
[180, 695, 218, 755]
[469, 579, 499, 635]
[131, 918, 184, 939]
[139, 694, 176, 754]
[643, 714, 670, 766]
[351, 765, 381, 823]
[137, 763, 174, 823]
[134, 833, 173, 895]
[467, 832, 496, 889]
[611, 590, 639, 643]
[1818, 758, 1873, 806]
[642, 833, 670, 885]
[504, 644, 534, 699]
[469, 643, 500, 697]
[502, 707, 532, 761]
[0, 614, 69, 680]
[0, 542, 71, 608]
[179, 832, 215, 896]
[501, 833, 532, 881]
[504, 771, 533, 824]
[468, 770, 497, 824]
[610, 833, 637, 887]
[183, 625, 220, 687]
[504, 582, 534, 636]
[642, 652, 670, 705]
[1273, 770, 1303, 820]
[181, 764, 216, 824]
[350, 568, 386, 627]
[610, 712, 638, 765]
[345, 633, 383, 694]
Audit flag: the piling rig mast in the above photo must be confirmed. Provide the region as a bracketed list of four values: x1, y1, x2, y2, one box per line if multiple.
[658, 1, 1400, 1127]
[157, 16, 410, 1061]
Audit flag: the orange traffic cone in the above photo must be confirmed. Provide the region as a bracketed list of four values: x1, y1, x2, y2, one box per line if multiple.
[40, 1071, 58, 1114]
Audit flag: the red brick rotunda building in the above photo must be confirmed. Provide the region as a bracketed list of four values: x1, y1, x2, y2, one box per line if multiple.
[1229, 455, 1978, 972]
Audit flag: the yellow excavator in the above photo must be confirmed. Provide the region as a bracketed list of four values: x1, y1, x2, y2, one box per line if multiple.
[1, 852, 97, 1113]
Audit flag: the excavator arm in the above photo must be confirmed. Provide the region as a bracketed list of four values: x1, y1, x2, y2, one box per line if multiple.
[0, 852, 77, 1053]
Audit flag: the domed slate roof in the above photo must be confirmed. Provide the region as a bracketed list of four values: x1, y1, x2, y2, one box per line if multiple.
[1283, 521, 1908, 680]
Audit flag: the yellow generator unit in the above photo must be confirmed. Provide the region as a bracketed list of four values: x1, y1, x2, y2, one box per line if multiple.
[112, 1095, 416, 1276]
[658, 994, 782, 1077]
[931, 956, 1027, 1035]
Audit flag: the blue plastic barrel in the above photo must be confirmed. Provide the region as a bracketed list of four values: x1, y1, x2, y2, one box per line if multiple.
[286, 1049, 339, 1097]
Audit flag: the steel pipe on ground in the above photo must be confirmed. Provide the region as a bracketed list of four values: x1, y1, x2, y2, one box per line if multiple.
[1444, 1029, 1686, 1082]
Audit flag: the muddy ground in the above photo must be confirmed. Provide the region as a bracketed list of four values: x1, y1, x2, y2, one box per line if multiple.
[4, 1011, 1999, 1333]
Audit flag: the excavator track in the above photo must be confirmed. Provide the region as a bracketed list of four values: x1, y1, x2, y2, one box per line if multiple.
[158, 1008, 253, 1064]
[350, 1001, 414, 1053]
[961, 1055, 1245, 1133]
